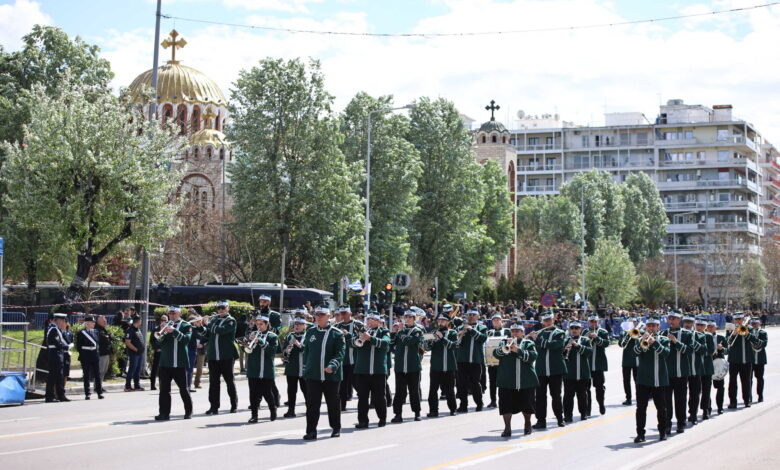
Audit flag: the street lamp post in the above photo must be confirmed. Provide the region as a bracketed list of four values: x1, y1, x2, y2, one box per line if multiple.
[579, 182, 595, 314]
[672, 211, 697, 310]
[365, 104, 414, 308]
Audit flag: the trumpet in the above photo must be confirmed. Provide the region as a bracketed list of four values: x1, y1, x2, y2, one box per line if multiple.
[284, 332, 303, 356]
[500, 337, 517, 354]
[154, 321, 175, 340]
[640, 332, 657, 350]
[243, 330, 267, 354]
[354, 325, 370, 347]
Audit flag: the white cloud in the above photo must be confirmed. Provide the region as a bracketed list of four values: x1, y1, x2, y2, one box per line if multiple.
[102, 0, 780, 142]
[223, 0, 324, 14]
[0, 0, 51, 50]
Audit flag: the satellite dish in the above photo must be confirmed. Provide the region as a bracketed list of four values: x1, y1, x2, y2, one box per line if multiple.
[517, 110, 525, 119]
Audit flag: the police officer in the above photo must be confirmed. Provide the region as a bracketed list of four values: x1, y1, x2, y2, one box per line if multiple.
[562, 322, 592, 423]
[336, 305, 360, 410]
[683, 315, 704, 425]
[123, 315, 144, 392]
[155, 306, 193, 421]
[354, 312, 390, 429]
[455, 309, 487, 413]
[246, 315, 278, 423]
[749, 317, 768, 403]
[76, 316, 103, 400]
[619, 316, 640, 405]
[662, 311, 693, 434]
[426, 315, 458, 417]
[583, 315, 609, 416]
[708, 320, 728, 414]
[203, 300, 239, 415]
[45, 313, 70, 403]
[302, 306, 345, 440]
[391, 310, 424, 423]
[283, 316, 308, 418]
[486, 314, 510, 409]
[530, 312, 567, 429]
[727, 313, 757, 409]
[633, 318, 669, 443]
[493, 323, 538, 437]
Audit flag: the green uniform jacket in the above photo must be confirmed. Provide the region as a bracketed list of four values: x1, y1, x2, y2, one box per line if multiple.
[727, 327, 762, 364]
[583, 327, 609, 372]
[690, 331, 707, 376]
[564, 336, 592, 381]
[392, 325, 424, 373]
[455, 323, 488, 364]
[337, 320, 363, 366]
[283, 331, 306, 377]
[246, 331, 277, 379]
[159, 320, 192, 368]
[619, 332, 639, 368]
[428, 328, 458, 372]
[662, 327, 693, 378]
[714, 334, 729, 359]
[750, 329, 768, 365]
[204, 315, 239, 361]
[353, 327, 390, 375]
[701, 332, 716, 376]
[302, 326, 345, 382]
[493, 338, 539, 390]
[634, 335, 670, 388]
[534, 328, 567, 377]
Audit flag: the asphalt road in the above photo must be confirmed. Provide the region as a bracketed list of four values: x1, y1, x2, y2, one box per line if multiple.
[2, 328, 778, 470]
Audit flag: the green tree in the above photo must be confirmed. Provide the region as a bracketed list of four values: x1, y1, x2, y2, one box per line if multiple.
[339, 92, 421, 288]
[739, 259, 767, 306]
[637, 272, 672, 308]
[621, 172, 667, 263]
[407, 97, 484, 292]
[1, 81, 183, 301]
[585, 238, 638, 307]
[517, 196, 543, 239]
[561, 170, 624, 255]
[517, 195, 579, 244]
[228, 58, 363, 287]
[0, 26, 114, 296]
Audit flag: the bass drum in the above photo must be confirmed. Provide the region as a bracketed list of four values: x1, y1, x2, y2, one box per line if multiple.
[713, 357, 728, 381]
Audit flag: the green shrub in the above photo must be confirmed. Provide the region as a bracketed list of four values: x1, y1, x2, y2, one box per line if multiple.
[201, 300, 255, 320]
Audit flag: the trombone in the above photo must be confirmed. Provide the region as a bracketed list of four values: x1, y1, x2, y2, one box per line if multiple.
[727, 322, 750, 348]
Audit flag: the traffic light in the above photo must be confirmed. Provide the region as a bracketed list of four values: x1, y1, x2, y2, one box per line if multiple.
[384, 282, 393, 292]
[430, 286, 437, 298]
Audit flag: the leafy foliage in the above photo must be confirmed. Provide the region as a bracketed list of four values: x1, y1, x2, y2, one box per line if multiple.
[585, 237, 638, 307]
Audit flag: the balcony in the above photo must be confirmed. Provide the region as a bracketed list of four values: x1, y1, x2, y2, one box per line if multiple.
[656, 179, 759, 191]
[565, 159, 656, 171]
[516, 164, 563, 173]
[663, 200, 758, 212]
[517, 185, 559, 195]
[514, 143, 562, 152]
[657, 135, 759, 152]
[665, 221, 761, 234]
[659, 158, 758, 172]
[664, 243, 761, 255]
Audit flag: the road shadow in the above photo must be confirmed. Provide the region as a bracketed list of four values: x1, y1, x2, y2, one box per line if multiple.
[605, 435, 664, 450]
[462, 434, 516, 443]
[255, 428, 357, 446]
[110, 418, 166, 425]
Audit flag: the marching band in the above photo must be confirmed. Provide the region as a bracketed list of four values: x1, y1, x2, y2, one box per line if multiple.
[145, 301, 770, 443]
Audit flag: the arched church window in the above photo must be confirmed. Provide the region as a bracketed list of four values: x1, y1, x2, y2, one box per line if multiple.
[207, 147, 213, 159]
[492, 135, 497, 143]
[191, 106, 201, 132]
[482, 135, 486, 144]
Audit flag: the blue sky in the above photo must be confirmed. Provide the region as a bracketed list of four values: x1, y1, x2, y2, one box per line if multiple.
[1, 0, 778, 140]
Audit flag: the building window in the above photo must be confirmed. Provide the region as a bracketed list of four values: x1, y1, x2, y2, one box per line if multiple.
[194, 148, 200, 160]
[697, 151, 706, 160]
[581, 135, 589, 147]
[482, 135, 486, 143]
[717, 129, 729, 140]
[636, 132, 648, 145]
[220, 148, 225, 160]
[207, 147, 213, 159]
[546, 136, 554, 147]
[492, 135, 497, 143]
[718, 151, 729, 162]
[619, 133, 630, 146]
[528, 137, 539, 146]
[684, 130, 694, 139]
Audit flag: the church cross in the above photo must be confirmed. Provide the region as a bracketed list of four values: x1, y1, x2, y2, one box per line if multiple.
[161, 29, 187, 64]
[485, 100, 500, 121]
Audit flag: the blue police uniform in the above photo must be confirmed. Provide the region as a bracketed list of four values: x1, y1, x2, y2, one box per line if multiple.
[77, 319, 103, 399]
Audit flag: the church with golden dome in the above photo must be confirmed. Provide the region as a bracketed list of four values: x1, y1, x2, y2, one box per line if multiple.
[128, 29, 232, 216]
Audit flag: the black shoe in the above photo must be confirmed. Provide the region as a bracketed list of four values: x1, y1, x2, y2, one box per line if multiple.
[659, 432, 667, 441]
[150, 386, 157, 391]
[524, 424, 532, 435]
[284, 410, 296, 418]
[427, 411, 439, 418]
[728, 404, 737, 409]
[622, 399, 632, 406]
[85, 396, 91, 400]
[378, 420, 386, 427]
[580, 415, 588, 421]
[634, 435, 646, 443]
[284, 401, 290, 406]
[414, 413, 421, 422]
[60, 397, 71, 402]
[676, 426, 685, 434]
[557, 418, 566, 427]
[532, 421, 546, 430]
[689, 418, 698, 425]
[45, 398, 59, 403]
[744, 402, 751, 408]
[205, 408, 218, 415]
[599, 403, 606, 415]
[331, 429, 341, 438]
[355, 423, 369, 429]
[189, 389, 196, 393]
[154, 415, 170, 421]
[98, 395, 104, 400]
[487, 401, 497, 408]
[501, 429, 511, 437]
[439, 395, 446, 401]
[270, 409, 277, 421]
[391, 415, 403, 423]
[457, 407, 468, 413]
[758, 396, 764, 403]
[475, 405, 483, 412]
[303, 432, 317, 440]
[564, 417, 573, 423]
[230, 405, 238, 413]
[101, 388, 108, 393]
[701, 413, 709, 421]
[248, 416, 258, 423]
[341, 405, 347, 412]
[184, 413, 192, 419]
[449, 410, 456, 416]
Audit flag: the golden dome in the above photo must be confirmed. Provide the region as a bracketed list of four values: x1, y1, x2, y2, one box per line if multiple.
[190, 128, 229, 149]
[128, 63, 227, 107]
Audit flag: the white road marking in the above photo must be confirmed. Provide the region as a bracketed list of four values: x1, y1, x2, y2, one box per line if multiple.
[0, 422, 109, 440]
[179, 430, 298, 452]
[447, 439, 554, 468]
[267, 444, 398, 470]
[0, 430, 173, 456]
[0, 417, 39, 424]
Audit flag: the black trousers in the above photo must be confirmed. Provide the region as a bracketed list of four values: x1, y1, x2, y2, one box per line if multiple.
[535, 374, 563, 422]
[305, 379, 341, 434]
[687, 375, 701, 419]
[393, 371, 421, 415]
[286, 375, 307, 410]
[45, 355, 66, 400]
[356, 374, 387, 424]
[636, 384, 667, 436]
[563, 378, 589, 419]
[664, 376, 687, 429]
[150, 351, 161, 388]
[339, 363, 355, 407]
[700, 375, 712, 413]
[248, 377, 276, 414]
[587, 370, 606, 414]
[487, 366, 498, 403]
[208, 358, 238, 410]
[429, 370, 457, 413]
[456, 362, 483, 408]
[752, 364, 765, 399]
[81, 359, 102, 397]
[728, 362, 752, 405]
[158, 367, 192, 417]
[622, 367, 637, 400]
[713, 378, 725, 411]
[480, 364, 487, 392]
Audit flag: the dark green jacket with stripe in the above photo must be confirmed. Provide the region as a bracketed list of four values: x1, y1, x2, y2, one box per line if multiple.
[283, 331, 306, 377]
[534, 328, 567, 377]
[391, 325, 424, 373]
[662, 327, 693, 378]
[701, 332, 716, 376]
[634, 335, 670, 388]
[455, 323, 488, 364]
[689, 330, 706, 376]
[159, 320, 192, 368]
[246, 331, 277, 379]
[750, 329, 768, 365]
[563, 336, 592, 381]
[618, 332, 639, 368]
[727, 326, 762, 364]
[493, 338, 539, 390]
[204, 314, 239, 361]
[583, 327, 609, 372]
[428, 328, 458, 372]
[353, 327, 390, 375]
[302, 326, 345, 382]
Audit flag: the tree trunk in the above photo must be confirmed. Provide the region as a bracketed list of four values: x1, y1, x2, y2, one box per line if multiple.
[66, 252, 93, 304]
